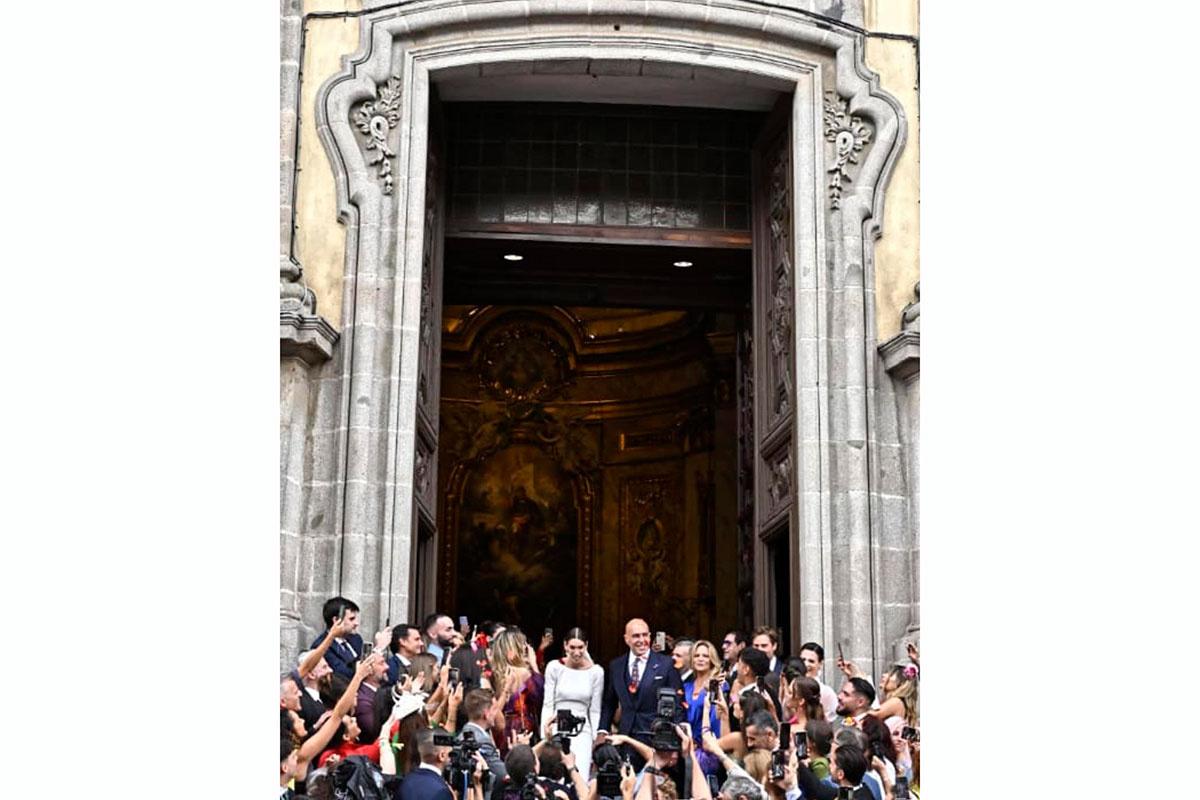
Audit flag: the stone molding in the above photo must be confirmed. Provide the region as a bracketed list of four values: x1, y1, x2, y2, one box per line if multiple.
[280, 256, 339, 365]
[878, 329, 919, 381]
[309, 0, 910, 677]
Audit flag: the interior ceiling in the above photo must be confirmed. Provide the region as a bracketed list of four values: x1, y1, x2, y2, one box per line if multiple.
[434, 61, 788, 111]
[443, 236, 752, 310]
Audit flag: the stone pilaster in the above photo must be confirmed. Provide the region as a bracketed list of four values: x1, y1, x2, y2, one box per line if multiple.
[879, 282, 919, 634]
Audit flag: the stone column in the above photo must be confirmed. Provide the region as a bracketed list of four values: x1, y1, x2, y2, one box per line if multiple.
[878, 281, 919, 653]
[279, 0, 338, 670]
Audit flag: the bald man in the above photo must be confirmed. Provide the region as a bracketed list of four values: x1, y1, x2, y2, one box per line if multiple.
[598, 618, 685, 768]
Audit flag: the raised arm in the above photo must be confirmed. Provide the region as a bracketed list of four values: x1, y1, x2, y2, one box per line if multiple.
[298, 654, 376, 763]
[606, 733, 654, 765]
[299, 617, 348, 679]
[867, 697, 906, 721]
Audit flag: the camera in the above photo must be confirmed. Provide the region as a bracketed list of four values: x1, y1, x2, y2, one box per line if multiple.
[794, 731, 807, 757]
[445, 729, 487, 791]
[596, 760, 622, 799]
[552, 709, 585, 754]
[649, 688, 681, 751]
[769, 748, 787, 781]
[901, 726, 919, 742]
[519, 773, 541, 800]
[894, 777, 910, 800]
[556, 709, 584, 736]
[708, 677, 721, 698]
[836, 787, 854, 800]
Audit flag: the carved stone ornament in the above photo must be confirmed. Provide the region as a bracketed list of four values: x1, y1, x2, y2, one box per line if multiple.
[352, 73, 403, 194]
[822, 91, 872, 210]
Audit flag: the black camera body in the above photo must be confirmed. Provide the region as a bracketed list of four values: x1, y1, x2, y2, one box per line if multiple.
[596, 760, 622, 799]
[649, 688, 681, 751]
[445, 729, 487, 790]
[519, 773, 541, 800]
[556, 709, 585, 736]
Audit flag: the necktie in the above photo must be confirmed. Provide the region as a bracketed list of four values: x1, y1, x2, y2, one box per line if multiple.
[629, 657, 641, 694]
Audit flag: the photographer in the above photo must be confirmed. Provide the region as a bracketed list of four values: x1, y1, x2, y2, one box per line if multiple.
[533, 738, 590, 800]
[399, 727, 456, 800]
[461, 688, 509, 788]
[793, 729, 878, 800]
[489, 744, 563, 800]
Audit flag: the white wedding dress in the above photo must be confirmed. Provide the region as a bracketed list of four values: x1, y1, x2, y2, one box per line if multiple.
[540, 659, 605, 781]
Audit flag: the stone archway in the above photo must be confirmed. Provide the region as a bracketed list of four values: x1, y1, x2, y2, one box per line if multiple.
[303, 0, 911, 684]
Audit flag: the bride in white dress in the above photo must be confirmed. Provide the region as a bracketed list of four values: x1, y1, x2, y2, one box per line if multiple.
[540, 626, 605, 782]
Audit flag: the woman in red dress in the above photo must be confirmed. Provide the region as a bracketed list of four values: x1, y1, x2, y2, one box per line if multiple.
[488, 629, 544, 756]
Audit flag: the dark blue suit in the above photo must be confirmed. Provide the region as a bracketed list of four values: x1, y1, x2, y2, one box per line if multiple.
[598, 650, 684, 745]
[309, 630, 365, 680]
[398, 765, 454, 800]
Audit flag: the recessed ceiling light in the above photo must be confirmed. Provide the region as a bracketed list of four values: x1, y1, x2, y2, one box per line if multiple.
[673, 260, 693, 268]
[503, 253, 524, 261]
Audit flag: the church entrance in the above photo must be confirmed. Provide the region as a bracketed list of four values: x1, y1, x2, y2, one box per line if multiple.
[413, 100, 793, 661]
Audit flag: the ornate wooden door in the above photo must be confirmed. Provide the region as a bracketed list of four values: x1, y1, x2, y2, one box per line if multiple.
[750, 96, 799, 628]
[410, 90, 446, 622]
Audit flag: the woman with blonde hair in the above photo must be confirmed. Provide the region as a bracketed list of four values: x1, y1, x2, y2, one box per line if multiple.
[837, 658, 919, 726]
[681, 639, 723, 776]
[489, 628, 544, 754]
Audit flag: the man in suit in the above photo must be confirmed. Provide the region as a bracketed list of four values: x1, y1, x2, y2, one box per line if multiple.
[751, 626, 785, 677]
[398, 727, 454, 800]
[459, 688, 507, 792]
[598, 617, 684, 769]
[309, 596, 366, 680]
[387, 623, 425, 685]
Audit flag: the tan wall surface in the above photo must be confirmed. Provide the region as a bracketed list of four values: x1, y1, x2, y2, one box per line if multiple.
[865, 0, 920, 340]
[290, 1, 919, 337]
[865, 0, 919, 36]
[294, 0, 362, 329]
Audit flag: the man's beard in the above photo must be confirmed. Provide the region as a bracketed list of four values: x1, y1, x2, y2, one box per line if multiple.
[835, 702, 851, 716]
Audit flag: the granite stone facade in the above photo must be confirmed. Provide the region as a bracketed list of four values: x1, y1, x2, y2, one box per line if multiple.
[280, 0, 919, 688]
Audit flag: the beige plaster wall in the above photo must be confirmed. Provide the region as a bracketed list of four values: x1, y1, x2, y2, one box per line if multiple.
[294, 0, 362, 330]
[864, 0, 920, 341]
[290, 1, 919, 337]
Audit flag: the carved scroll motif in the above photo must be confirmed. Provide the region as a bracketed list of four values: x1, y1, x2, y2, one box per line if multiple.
[352, 73, 403, 194]
[822, 92, 872, 210]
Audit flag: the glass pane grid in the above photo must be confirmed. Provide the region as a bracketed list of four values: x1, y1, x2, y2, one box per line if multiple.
[447, 104, 755, 231]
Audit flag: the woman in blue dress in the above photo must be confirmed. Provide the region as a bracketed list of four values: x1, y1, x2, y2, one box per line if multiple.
[680, 638, 724, 776]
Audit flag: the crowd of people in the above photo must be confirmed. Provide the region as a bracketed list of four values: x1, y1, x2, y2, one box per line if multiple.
[280, 599, 921, 800]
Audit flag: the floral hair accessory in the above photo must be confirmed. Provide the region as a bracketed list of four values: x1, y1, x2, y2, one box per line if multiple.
[902, 664, 918, 680]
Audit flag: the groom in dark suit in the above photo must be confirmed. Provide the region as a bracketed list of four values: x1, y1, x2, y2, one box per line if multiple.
[598, 617, 685, 769]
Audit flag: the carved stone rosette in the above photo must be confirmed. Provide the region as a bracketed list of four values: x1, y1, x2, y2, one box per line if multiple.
[822, 91, 872, 210]
[352, 74, 403, 194]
